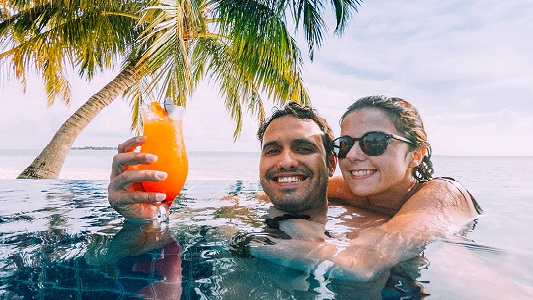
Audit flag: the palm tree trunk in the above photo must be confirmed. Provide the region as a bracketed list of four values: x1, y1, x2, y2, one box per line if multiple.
[17, 64, 139, 179]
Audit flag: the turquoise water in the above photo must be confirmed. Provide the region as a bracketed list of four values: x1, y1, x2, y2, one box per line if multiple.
[0, 153, 532, 298]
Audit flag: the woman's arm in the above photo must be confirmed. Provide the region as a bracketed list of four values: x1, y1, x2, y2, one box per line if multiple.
[250, 224, 425, 281]
[252, 179, 481, 281]
[327, 175, 368, 207]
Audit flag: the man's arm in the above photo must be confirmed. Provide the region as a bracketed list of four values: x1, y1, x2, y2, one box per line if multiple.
[85, 220, 176, 266]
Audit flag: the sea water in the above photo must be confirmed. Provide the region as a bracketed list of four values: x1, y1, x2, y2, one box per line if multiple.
[0, 150, 532, 299]
[0, 149, 261, 180]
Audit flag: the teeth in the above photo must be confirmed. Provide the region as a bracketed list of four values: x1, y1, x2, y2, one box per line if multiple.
[277, 176, 303, 183]
[351, 170, 375, 177]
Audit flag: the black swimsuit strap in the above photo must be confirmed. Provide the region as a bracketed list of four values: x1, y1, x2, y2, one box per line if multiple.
[265, 213, 311, 230]
[433, 177, 483, 214]
[264, 213, 333, 239]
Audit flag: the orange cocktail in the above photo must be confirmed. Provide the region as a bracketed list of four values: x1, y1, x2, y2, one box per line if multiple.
[138, 101, 188, 221]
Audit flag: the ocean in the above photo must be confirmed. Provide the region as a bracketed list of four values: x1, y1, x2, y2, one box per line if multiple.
[5, 149, 531, 181]
[0, 149, 262, 180]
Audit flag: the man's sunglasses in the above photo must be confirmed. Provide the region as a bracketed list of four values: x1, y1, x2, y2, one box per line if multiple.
[333, 131, 413, 158]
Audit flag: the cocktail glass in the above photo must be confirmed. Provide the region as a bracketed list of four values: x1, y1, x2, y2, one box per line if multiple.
[137, 100, 188, 222]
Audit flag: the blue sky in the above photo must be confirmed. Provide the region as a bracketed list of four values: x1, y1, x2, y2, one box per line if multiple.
[1, 0, 532, 156]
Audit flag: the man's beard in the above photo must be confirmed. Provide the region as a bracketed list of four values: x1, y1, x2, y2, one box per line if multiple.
[262, 176, 328, 214]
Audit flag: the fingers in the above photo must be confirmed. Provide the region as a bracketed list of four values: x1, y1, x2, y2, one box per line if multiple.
[109, 189, 166, 208]
[108, 167, 167, 206]
[110, 151, 158, 180]
[108, 169, 168, 216]
[110, 168, 167, 193]
[112, 136, 150, 180]
[118, 136, 146, 153]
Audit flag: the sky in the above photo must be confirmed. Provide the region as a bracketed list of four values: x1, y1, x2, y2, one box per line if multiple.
[1, 0, 532, 156]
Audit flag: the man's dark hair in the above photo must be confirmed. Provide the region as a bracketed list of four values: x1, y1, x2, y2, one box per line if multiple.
[257, 101, 334, 157]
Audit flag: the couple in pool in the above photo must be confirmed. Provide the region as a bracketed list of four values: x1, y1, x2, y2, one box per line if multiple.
[108, 95, 482, 282]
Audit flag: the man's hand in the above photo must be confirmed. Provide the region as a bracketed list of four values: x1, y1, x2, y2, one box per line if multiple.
[108, 136, 168, 220]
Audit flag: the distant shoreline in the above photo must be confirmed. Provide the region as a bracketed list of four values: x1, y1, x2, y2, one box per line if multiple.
[71, 146, 118, 150]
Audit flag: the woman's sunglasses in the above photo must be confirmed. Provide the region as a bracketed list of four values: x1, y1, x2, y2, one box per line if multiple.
[333, 131, 413, 158]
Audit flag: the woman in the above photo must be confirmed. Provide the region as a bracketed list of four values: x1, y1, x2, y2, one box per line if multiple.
[328, 95, 482, 220]
[251, 95, 482, 282]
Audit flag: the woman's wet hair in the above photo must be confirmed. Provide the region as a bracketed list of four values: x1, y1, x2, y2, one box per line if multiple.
[341, 95, 434, 181]
[257, 101, 334, 158]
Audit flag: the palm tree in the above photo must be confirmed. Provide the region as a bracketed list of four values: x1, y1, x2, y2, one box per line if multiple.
[1, 0, 362, 179]
[1, 0, 147, 178]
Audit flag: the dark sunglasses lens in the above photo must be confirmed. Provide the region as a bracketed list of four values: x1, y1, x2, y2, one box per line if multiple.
[334, 137, 353, 158]
[360, 132, 389, 156]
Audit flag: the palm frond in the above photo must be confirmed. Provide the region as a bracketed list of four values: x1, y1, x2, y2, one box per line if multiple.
[330, 0, 362, 34]
[0, 0, 144, 104]
[136, 0, 205, 105]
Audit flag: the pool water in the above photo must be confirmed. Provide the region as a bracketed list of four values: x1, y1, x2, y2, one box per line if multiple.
[1, 177, 532, 299]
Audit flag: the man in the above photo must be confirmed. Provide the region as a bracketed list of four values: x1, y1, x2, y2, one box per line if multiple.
[253, 102, 334, 224]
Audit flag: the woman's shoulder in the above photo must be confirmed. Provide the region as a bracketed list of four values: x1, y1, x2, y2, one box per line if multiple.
[416, 177, 482, 215]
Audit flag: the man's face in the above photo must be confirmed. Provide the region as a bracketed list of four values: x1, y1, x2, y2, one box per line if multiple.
[259, 116, 334, 213]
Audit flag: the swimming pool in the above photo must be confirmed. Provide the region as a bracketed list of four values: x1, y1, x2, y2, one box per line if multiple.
[1, 160, 533, 299]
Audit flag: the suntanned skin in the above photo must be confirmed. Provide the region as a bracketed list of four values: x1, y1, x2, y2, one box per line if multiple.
[250, 108, 481, 281]
[259, 116, 333, 222]
[107, 108, 479, 282]
[104, 104, 533, 298]
[108, 136, 168, 220]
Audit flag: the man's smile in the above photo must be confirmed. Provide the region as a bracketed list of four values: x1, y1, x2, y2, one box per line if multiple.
[274, 175, 306, 183]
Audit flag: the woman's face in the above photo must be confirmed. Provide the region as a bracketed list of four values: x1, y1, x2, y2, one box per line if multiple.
[339, 108, 416, 197]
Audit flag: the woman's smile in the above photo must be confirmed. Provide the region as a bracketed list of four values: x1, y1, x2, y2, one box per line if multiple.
[350, 169, 376, 178]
